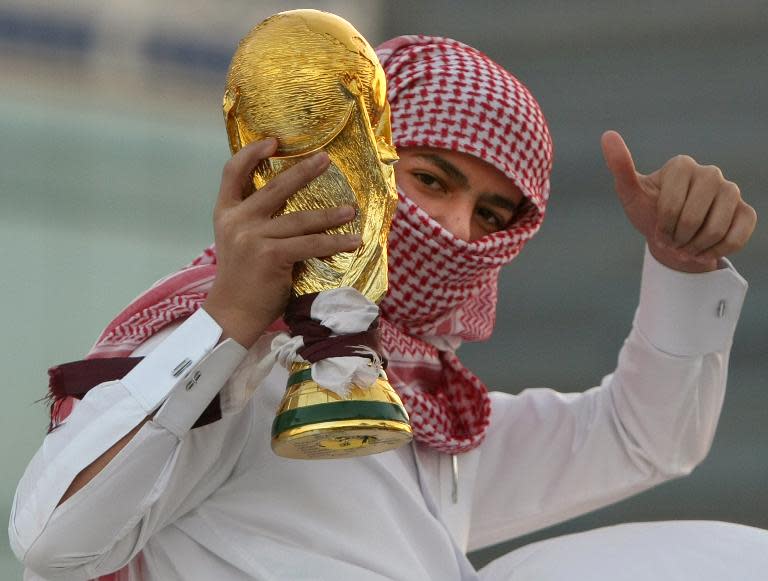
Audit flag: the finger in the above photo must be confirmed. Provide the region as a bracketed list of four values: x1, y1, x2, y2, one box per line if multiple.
[242, 152, 330, 216]
[700, 203, 757, 260]
[278, 233, 363, 264]
[679, 181, 740, 255]
[265, 205, 356, 238]
[656, 155, 696, 242]
[601, 130, 643, 198]
[218, 138, 278, 209]
[670, 166, 722, 247]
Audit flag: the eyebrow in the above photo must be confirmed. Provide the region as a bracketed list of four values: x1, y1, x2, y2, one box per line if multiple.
[417, 154, 469, 188]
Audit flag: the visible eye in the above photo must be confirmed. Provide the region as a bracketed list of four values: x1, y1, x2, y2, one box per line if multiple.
[475, 206, 508, 232]
[413, 172, 445, 192]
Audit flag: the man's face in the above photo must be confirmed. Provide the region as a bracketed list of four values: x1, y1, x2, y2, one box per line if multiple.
[394, 147, 525, 242]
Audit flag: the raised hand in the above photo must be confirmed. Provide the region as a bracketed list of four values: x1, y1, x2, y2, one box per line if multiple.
[601, 130, 756, 273]
[203, 138, 361, 348]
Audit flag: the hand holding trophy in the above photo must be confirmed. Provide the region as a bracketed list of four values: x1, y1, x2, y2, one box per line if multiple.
[223, 9, 412, 459]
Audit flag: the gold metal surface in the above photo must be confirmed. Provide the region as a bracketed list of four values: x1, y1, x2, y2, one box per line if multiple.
[224, 9, 398, 302]
[272, 420, 413, 460]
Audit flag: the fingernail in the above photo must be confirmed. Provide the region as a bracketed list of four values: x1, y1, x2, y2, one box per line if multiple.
[312, 151, 329, 167]
[336, 206, 355, 221]
[260, 137, 277, 150]
[347, 234, 362, 246]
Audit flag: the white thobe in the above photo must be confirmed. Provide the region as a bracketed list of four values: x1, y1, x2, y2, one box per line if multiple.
[10, 249, 763, 580]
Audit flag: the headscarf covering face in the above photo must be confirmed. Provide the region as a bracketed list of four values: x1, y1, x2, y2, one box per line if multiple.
[377, 35, 553, 344]
[371, 35, 553, 453]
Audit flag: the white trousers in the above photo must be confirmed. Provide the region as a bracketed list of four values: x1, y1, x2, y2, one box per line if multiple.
[479, 521, 768, 581]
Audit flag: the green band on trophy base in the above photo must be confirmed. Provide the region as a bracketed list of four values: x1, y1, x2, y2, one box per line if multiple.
[287, 368, 314, 387]
[271, 400, 410, 439]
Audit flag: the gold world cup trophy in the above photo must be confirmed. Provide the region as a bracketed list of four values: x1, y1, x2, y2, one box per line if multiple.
[223, 10, 412, 459]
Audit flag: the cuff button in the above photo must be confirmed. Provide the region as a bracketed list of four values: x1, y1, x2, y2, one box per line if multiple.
[186, 370, 202, 390]
[716, 300, 726, 318]
[173, 358, 193, 377]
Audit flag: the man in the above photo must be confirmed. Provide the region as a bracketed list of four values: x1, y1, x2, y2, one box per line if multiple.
[9, 35, 761, 580]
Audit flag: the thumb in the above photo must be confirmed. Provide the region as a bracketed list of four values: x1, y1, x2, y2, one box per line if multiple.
[601, 130, 643, 196]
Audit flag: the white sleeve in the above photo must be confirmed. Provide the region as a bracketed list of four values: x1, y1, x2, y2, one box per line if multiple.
[9, 308, 250, 580]
[468, 247, 748, 552]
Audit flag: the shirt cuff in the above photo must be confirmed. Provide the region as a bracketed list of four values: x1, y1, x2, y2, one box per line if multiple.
[122, 308, 248, 437]
[634, 245, 748, 356]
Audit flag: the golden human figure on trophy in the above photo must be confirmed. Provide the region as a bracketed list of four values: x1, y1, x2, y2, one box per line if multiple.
[223, 9, 412, 459]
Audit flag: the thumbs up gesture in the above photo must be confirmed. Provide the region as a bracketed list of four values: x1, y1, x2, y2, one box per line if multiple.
[601, 130, 756, 273]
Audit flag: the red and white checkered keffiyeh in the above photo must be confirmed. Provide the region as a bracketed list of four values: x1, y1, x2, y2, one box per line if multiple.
[376, 35, 552, 453]
[54, 35, 552, 462]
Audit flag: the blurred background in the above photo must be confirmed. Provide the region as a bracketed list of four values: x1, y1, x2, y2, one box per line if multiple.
[1, 0, 766, 577]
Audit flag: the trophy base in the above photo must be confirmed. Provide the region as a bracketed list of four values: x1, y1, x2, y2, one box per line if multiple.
[271, 365, 413, 460]
[272, 418, 413, 459]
